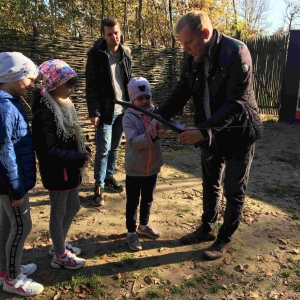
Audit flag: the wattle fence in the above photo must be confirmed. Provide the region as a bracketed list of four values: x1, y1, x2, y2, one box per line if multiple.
[0, 29, 288, 133]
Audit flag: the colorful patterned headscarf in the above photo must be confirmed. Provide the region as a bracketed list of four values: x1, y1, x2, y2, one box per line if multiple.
[38, 59, 77, 91]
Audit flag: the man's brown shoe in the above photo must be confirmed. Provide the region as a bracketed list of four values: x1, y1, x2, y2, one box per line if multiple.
[204, 239, 232, 260]
[180, 225, 217, 245]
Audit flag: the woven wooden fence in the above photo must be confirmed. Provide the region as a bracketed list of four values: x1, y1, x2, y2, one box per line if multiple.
[0, 30, 288, 128]
[244, 35, 289, 115]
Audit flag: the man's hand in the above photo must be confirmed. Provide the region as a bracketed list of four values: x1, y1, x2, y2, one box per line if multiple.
[145, 119, 163, 140]
[90, 117, 100, 127]
[157, 129, 171, 139]
[12, 198, 24, 208]
[178, 126, 203, 144]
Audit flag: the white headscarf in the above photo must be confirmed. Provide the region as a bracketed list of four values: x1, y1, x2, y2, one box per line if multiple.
[0, 52, 37, 83]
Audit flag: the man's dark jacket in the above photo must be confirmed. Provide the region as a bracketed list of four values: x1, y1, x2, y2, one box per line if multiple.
[85, 38, 132, 124]
[157, 30, 263, 159]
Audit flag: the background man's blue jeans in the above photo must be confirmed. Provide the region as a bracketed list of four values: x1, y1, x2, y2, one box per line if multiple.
[94, 114, 124, 188]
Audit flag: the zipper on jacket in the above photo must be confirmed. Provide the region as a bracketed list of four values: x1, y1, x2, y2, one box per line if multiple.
[143, 115, 152, 176]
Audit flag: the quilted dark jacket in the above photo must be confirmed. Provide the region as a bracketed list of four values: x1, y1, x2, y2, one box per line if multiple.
[85, 38, 132, 124]
[157, 30, 263, 159]
[0, 90, 36, 200]
[31, 89, 87, 191]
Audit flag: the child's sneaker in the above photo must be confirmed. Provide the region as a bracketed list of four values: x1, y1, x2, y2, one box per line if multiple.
[126, 232, 142, 251]
[3, 273, 44, 296]
[0, 264, 37, 286]
[51, 250, 85, 269]
[137, 224, 160, 239]
[49, 242, 81, 256]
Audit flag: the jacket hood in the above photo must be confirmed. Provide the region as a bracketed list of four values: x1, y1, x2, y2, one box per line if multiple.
[87, 37, 106, 56]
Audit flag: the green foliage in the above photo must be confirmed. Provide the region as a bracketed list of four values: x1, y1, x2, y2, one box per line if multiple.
[170, 285, 186, 295]
[209, 284, 223, 293]
[266, 185, 294, 196]
[147, 288, 165, 298]
[281, 269, 291, 278]
[185, 280, 197, 287]
[0, 0, 265, 45]
[59, 274, 104, 296]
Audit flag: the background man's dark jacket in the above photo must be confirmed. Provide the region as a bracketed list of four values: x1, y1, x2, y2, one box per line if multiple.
[157, 30, 263, 159]
[85, 38, 132, 124]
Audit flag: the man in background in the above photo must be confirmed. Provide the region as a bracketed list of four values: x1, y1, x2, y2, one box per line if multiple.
[85, 18, 132, 206]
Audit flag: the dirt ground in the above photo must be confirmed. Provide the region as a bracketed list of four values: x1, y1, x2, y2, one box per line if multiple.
[1, 115, 300, 300]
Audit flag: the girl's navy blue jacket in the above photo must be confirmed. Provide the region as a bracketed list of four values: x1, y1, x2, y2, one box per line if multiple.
[31, 89, 87, 191]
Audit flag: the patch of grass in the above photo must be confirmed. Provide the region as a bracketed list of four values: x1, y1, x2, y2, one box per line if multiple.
[281, 269, 291, 278]
[266, 185, 294, 196]
[296, 223, 300, 230]
[294, 280, 300, 291]
[176, 208, 191, 217]
[195, 276, 205, 283]
[292, 212, 300, 221]
[209, 284, 223, 293]
[60, 274, 104, 297]
[216, 269, 227, 276]
[287, 257, 294, 263]
[284, 208, 300, 220]
[170, 285, 186, 295]
[147, 288, 164, 298]
[295, 269, 300, 276]
[122, 254, 135, 265]
[185, 280, 197, 287]
[215, 222, 222, 232]
[285, 207, 294, 214]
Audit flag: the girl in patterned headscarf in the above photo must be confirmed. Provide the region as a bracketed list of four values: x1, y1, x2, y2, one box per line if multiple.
[31, 59, 90, 270]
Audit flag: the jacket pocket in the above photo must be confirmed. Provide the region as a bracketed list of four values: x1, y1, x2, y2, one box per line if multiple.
[210, 68, 228, 97]
[63, 168, 68, 181]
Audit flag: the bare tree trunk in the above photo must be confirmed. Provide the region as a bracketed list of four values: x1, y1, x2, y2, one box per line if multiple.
[138, 0, 143, 44]
[123, 1, 127, 41]
[169, 0, 176, 48]
[101, 0, 105, 35]
[232, 0, 240, 39]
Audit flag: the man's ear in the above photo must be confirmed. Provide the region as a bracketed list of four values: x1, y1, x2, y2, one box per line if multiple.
[203, 28, 210, 39]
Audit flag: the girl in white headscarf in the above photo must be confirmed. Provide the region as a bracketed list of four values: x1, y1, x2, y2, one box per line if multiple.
[0, 52, 44, 297]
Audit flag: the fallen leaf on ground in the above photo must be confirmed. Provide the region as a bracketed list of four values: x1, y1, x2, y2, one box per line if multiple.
[100, 254, 107, 260]
[236, 264, 249, 271]
[287, 249, 300, 254]
[248, 291, 260, 298]
[53, 291, 61, 300]
[42, 274, 54, 283]
[223, 257, 233, 265]
[278, 238, 288, 245]
[144, 275, 161, 284]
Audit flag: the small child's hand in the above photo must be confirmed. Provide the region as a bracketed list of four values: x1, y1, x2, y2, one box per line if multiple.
[157, 129, 171, 139]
